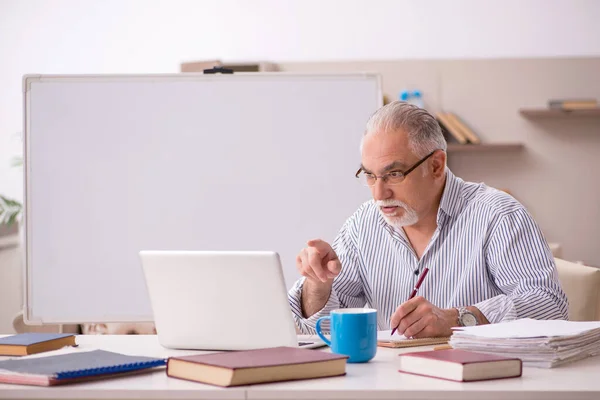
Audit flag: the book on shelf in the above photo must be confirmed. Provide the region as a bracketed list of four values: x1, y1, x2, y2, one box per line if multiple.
[397, 349, 522, 382]
[436, 112, 481, 145]
[436, 112, 467, 144]
[0, 333, 76, 356]
[548, 99, 597, 110]
[445, 113, 481, 144]
[167, 346, 348, 387]
[181, 59, 277, 73]
[0, 349, 166, 386]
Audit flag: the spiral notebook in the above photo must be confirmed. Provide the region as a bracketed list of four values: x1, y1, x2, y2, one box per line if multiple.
[0, 349, 166, 386]
[377, 330, 449, 348]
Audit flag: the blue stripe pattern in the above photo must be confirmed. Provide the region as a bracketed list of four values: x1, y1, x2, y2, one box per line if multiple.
[288, 169, 568, 333]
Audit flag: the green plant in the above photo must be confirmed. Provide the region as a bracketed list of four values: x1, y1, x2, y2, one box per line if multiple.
[0, 154, 23, 226]
[10, 156, 22, 167]
[0, 195, 22, 226]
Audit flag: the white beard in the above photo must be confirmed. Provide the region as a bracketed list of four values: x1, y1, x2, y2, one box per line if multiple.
[376, 199, 419, 228]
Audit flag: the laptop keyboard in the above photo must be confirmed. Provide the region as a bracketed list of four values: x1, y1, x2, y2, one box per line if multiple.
[298, 341, 314, 346]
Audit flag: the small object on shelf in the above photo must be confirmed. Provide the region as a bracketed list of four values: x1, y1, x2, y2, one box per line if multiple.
[548, 98, 597, 110]
[519, 108, 600, 118]
[203, 66, 234, 74]
[181, 60, 277, 73]
[519, 97, 600, 118]
[446, 143, 524, 153]
[399, 90, 424, 108]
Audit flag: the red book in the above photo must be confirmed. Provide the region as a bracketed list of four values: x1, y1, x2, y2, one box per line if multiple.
[167, 346, 348, 387]
[397, 349, 522, 382]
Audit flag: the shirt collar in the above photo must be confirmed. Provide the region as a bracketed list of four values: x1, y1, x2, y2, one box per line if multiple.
[438, 168, 465, 218]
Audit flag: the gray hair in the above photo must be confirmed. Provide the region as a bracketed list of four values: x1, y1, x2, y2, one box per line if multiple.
[360, 101, 447, 158]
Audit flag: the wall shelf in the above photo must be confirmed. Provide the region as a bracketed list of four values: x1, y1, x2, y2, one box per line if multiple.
[447, 143, 524, 153]
[519, 108, 600, 118]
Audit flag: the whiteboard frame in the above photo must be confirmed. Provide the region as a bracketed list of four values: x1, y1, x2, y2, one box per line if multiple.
[22, 72, 383, 325]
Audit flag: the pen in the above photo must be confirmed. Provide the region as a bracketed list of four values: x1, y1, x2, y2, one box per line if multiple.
[390, 267, 429, 336]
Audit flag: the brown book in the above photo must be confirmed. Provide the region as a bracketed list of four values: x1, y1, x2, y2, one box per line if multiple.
[167, 346, 348, 387]
[446, 113, 481, 144]
[549, 99, 597, 110]
[436, 112, 467, 144]
[0, 333, 76, 356]
[397, 349, 522, 382]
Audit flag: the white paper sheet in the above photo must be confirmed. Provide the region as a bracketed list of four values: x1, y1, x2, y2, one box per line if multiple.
[452, 318, 600, 339]
[377, 330, 409, 341]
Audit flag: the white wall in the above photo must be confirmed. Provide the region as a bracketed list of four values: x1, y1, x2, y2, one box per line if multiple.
[1, 0, 600, 330]
[1, 0, 600, 201]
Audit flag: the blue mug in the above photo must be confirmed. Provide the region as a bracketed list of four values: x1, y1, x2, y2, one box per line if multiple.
[315, 308, 377, 363]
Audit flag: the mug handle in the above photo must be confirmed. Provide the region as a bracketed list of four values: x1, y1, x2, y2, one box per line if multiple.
[315, 316, 332, 346]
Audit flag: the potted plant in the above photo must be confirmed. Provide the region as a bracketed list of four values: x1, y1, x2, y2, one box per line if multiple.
[0, 156, 23, 234]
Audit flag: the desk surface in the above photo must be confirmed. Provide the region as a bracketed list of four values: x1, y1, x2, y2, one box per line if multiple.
[0, 334, 599, 400]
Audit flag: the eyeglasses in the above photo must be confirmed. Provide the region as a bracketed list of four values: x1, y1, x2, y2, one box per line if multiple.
[355, 150, 438, 186]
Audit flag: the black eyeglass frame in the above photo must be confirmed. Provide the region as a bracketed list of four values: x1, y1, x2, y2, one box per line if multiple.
[354, 150, 439, 185]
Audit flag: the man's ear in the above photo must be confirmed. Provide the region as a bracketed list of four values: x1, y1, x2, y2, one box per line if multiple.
[431, 151, 446, 178]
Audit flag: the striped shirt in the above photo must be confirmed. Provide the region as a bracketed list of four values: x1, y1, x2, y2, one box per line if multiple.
[288, 168, 568, 333]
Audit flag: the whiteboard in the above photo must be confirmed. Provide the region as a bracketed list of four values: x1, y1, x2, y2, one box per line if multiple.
[23, 73, 382, 324]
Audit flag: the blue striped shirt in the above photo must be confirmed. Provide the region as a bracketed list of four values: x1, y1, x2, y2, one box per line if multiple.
[288, 169, 568, 333]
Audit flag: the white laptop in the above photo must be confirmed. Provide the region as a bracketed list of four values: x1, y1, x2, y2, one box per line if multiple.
[138, 250, 326, 351]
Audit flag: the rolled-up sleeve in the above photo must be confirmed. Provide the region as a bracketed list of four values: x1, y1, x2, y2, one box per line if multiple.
[288, 215, 366, 334]
[476, 208, 569, 323]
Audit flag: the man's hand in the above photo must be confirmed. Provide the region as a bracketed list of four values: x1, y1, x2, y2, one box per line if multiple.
[390, 296, 458, 338]
[297, 239, 342, 284]
[297, 239, 342, 317]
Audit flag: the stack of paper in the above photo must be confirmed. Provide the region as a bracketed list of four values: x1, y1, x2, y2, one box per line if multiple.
[449, 319, 600, 368]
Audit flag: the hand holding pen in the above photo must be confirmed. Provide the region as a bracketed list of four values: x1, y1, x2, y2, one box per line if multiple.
[390, 267, 429, 336]
[389, 266, 458, 338]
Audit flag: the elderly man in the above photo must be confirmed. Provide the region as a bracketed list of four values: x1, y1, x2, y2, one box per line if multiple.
[288, 101, 568, 338]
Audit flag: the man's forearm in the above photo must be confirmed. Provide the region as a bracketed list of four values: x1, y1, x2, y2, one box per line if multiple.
[301, 280, 332, 318]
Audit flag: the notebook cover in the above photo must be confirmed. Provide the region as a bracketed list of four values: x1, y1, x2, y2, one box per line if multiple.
[0, 367, 159, 387]
[0, 349, 166, 385]
[0, 333, 75, 346]
[168, 346, 348, 370]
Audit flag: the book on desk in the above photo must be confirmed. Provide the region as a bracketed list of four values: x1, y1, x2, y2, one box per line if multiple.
[167, 346, 348, 387]
[0, 333, 76, 356]
[397, 349, 522, 382]
[0, 349, 165, 386]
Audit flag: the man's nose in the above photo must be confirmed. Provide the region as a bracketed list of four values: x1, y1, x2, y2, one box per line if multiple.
[372, 178, 392, 200]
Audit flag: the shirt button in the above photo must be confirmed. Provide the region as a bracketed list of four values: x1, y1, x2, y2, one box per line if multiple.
[414, 269, 419, 276]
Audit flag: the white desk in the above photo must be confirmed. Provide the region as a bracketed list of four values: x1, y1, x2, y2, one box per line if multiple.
[1, 334, 599, 400]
